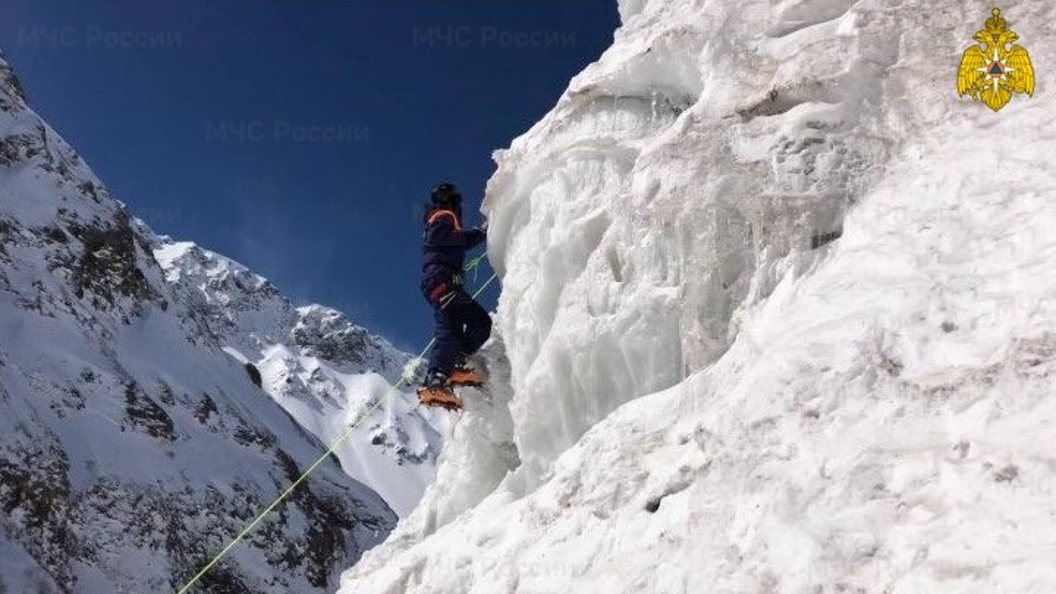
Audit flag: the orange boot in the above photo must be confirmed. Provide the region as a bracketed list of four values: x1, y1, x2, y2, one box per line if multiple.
[448, 366, 483, 387]
[417, 385, 463, 411]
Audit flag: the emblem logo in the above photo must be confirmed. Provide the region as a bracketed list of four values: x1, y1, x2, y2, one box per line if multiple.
[957, 8, 1035, 111]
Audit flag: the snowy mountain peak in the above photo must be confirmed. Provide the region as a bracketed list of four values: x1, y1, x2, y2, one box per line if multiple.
[155, 240, 273, 294]
[0, 48, 442, 591]
[153, 238, 407, 375]
[291, 304, 394, 367]
[0, 51, 27, 110]
[154, 239, 286, 341]
[149, 235, 446, 517]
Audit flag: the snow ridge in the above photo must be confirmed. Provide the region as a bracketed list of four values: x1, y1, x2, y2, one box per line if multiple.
[153, 239, 448, 516]
[0, 48, 431, 593]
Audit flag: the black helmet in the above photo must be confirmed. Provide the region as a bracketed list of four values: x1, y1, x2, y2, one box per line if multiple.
[430, 182, 462, 206]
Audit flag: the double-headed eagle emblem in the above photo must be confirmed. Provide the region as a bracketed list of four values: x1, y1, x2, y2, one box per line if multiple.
[957, 8, 1034, 111]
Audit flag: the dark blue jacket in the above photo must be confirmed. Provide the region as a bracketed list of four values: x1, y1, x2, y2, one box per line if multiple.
[421, 205, 485, 298]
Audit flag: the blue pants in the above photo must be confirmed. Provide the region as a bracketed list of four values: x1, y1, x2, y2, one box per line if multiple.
[428, 288, 492, 376]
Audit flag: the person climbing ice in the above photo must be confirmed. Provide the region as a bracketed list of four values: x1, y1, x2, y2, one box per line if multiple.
[417, 182, 492, 410]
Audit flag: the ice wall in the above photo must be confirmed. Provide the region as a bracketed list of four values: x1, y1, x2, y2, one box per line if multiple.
[483, 0, 896, 483]
[342, 0, 1056, 592]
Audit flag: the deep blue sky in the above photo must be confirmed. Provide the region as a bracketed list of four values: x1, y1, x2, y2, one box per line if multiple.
[0, 1, 618, 350]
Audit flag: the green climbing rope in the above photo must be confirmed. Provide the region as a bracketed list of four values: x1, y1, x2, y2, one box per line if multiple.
[175, 270, 498, 594]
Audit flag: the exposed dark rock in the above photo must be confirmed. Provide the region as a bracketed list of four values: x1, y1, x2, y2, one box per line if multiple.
[0, 53, 27, 109]
[67, 211, 161, 309]
[371, 425, 433, 466]
[293, 309, 380, 366]
[158, 383, 176, 406]
[0, 441, 73, 589]
[42, 226, 68, 245]
[194, 393, 218, 424]
[272, 449, 367, 587]
[68, 476, 383, 593]
[0, 133, 33, 167]
[49, 387, 85, 419]
[244, 362, 263, 388]
[77, 181, 101, 204]
[124, 382, 176, 441]
[233, 425, 276, 450]
[0, 218, 14, 260]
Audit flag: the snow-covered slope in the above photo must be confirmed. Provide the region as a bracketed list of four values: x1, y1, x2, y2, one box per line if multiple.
[341, 0, 1056, 592]
[0, 51, 413, 593]
[154, 241, 448, 516]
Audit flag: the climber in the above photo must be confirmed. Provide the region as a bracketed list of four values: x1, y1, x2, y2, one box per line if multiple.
[417, 182, 492, 410]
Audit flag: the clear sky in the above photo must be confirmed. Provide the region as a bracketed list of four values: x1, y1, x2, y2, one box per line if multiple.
[0, 1, 619, 351]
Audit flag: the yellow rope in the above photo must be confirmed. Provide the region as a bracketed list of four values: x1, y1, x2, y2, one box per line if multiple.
[176, 271, 498, 594]
[463, 251, 488, 284]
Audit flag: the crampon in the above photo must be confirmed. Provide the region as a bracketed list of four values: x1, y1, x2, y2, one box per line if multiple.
[417, 385, 463, 411]
[448, 366, 484, 387]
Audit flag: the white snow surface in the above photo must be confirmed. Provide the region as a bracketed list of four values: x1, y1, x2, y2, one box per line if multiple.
[153, 239, 448, 516]
[341, 0, 1056, 593]
[0, 49, 431, 592]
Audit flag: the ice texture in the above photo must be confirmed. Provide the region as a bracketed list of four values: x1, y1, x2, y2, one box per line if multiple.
[341, 0, 1056, 592]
